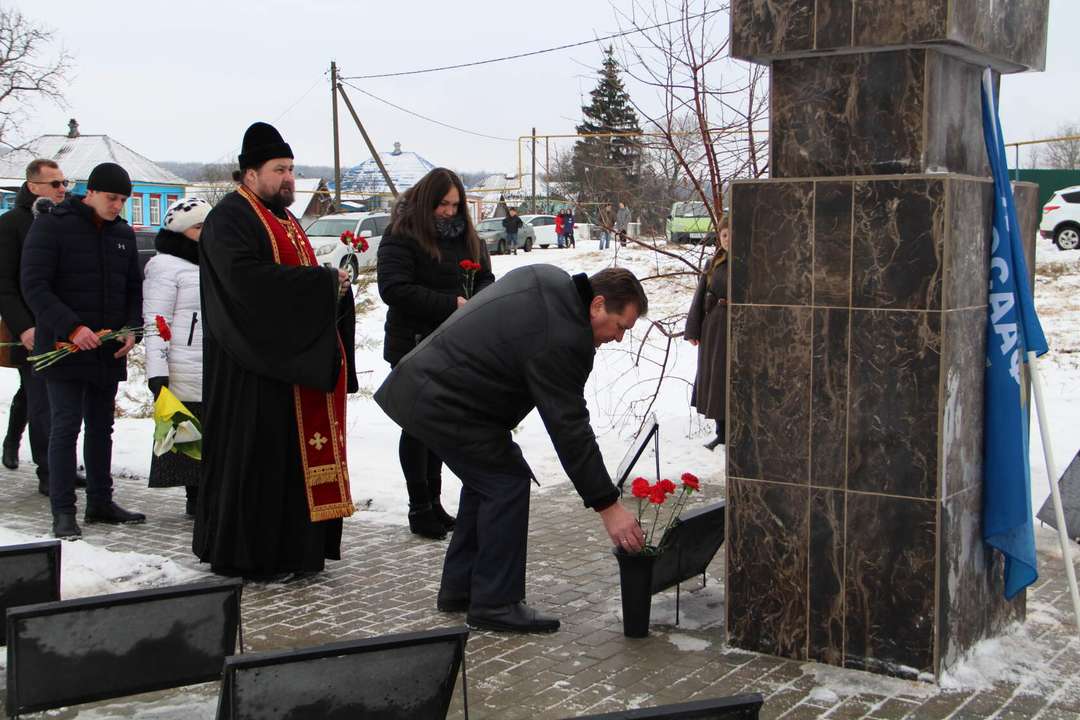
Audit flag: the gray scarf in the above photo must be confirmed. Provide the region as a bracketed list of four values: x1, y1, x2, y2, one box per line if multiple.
[435, 215, 465, 240]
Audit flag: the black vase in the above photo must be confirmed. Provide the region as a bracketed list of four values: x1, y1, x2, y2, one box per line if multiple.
[613, 548, 659, 638]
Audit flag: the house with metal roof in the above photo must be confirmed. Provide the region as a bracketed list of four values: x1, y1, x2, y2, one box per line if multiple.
[0, 119, 188, 230]
[330, 142, 437, 211]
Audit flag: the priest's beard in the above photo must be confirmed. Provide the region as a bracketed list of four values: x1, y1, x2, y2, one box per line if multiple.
[255, 181, 295, 211]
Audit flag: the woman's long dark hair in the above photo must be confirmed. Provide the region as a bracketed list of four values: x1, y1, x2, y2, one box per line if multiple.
[387, 167, 484, 263]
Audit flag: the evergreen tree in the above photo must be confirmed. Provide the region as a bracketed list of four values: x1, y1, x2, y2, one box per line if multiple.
[571, 47, 642, 213]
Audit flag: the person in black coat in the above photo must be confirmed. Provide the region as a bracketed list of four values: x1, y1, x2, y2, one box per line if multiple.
[375, 265, 649, 633]
[502, 208, 524, 255]
[21, 162, 146, 539]
[685, 218, 729, 450]
[0, 159, 68, 491]
[377, 168, 495, 540]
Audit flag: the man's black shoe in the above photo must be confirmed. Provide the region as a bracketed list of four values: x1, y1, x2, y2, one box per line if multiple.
[84, 501, 146, 524]
[704, 435, 723, 451]
[52, 512, 82, 539]
[2, 440, 18, 470]
[37, 478, 49, 496]
[467, 602, 560, 633]
[436, 592, 469, 613]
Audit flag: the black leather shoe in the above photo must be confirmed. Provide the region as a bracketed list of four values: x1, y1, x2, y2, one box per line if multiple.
[431, 503, 456, 531]
[408, 508, 447, 540]
[436, 592, 469, 613]
[2, 440, 18, 470]
[52, 511, 82, 539]
[84, 501, 146, 524]
[703, 435, 723, 451]
[467, 602, 560, 633]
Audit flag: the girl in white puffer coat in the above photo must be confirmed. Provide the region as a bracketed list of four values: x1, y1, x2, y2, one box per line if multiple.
[143, 197, 211, 516]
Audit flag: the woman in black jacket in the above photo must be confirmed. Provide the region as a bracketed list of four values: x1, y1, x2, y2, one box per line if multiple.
[377, 168, 495, 539]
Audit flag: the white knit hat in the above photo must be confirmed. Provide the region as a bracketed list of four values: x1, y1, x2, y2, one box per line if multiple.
[163, 197, 212, 233]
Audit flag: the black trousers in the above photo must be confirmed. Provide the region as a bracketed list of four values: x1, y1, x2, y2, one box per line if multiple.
[399, 430, 443, 509]
[438, 451, 531, 608]
[46, 379, 116, 513]
[7, 365, 50, 481]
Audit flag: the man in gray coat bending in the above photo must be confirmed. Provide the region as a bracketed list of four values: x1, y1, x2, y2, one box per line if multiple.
[375, 265, 647, 633]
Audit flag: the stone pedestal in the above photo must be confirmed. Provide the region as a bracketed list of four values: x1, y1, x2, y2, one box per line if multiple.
[724, 0, 1048, 679]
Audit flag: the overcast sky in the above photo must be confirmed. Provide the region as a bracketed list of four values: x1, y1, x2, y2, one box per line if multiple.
[8, 0, 1079, 175]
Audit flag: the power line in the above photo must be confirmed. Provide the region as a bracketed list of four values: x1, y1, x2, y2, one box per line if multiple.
[339, 10, 721, 81]
[339, 80, 516, 142]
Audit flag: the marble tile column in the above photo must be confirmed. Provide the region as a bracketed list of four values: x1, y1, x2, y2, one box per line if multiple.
[724, 0, 1048, 679]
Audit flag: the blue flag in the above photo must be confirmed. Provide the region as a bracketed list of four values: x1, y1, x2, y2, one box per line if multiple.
[981, 68, 1049, 599]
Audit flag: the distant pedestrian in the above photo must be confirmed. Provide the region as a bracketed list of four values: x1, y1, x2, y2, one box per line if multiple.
[21, 162, 146, 539]
[555, 211, 565, 249]
[685, 218, 729, 451]
[598, 204, 615, 250]
[564, 210, 576, 248]
[0, 159, 68, 494]
[615, 202, 631, 247]
[502, 207, 524, 255]
[143, 197, 212, 517]
[377, 168, 495, 540]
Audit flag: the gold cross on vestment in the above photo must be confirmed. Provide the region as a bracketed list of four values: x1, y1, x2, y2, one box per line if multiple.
[309, 432, 328, 451]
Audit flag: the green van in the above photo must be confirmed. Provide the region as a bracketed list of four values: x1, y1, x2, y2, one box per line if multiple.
[665, 201, 715, 244]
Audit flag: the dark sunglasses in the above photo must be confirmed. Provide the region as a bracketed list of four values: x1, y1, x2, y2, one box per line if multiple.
[30, 179, 69, 188]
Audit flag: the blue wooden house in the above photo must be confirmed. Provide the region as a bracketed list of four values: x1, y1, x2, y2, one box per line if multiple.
[0, 119, 187, 230]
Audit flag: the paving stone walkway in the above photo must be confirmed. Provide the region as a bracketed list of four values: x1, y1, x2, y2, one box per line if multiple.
[2, 466, 1080, 719]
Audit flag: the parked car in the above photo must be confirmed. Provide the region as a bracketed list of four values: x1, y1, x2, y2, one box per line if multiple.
[476, 217, 534, 254]
[519, 214, 559, 248]
[665, 201, 715, 244]
[1040, 186, 1080, 251]
[305, 212, 391, 281]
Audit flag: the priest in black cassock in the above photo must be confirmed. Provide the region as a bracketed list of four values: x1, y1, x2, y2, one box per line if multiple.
[193, 122, 358, 579]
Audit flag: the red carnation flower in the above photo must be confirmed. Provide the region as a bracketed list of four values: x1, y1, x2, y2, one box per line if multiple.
[648, 485, 667, 505]
[155, 315, 172, 342]
[340, 230, 355, 246]
[459, 259, 472, 270]
[681, 472, 700, 491]
[659, 478, 677, 495]
[631, 477, 651, 499]
[357, 237, 369, 253]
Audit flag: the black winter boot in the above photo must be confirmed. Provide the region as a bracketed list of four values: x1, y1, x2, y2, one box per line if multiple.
[432, 502, 456, 531]
[85, 500, 146, 524]
[52, 511, 82, 539]
[408, 506, 448, 540]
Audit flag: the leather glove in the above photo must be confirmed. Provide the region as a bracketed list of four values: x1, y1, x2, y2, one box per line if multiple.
[148, 376, 169, 400]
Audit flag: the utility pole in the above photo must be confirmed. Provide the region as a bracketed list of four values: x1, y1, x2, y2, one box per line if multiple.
[331, 61, 341, 208]
[337, 83, 399, 198]
[531, 127, 537, 214]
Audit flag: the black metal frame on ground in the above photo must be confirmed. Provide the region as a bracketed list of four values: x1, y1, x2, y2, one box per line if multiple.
[215, 625, 470, 720]
[651, 501, 727, 625]
[614, 413, 660, 491]
[5, 578, 243, 718]
[563, 693, 764, 719]
[0, 541, 61, 647]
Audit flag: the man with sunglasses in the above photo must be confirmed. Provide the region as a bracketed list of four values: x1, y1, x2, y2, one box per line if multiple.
[0, 159, 68, 495]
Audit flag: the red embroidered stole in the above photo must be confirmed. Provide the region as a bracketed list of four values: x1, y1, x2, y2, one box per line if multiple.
[237, 185, 355, 522]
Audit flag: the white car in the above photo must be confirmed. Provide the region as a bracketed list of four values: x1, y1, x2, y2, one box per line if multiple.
[519, 214, 560, 248]
[305, 212, 391, 281]
[1039, 186, 1080, 251]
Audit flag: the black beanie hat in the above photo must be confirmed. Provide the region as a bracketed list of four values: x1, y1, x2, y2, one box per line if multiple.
[86, 162, 132, 196]
[238, 122, 293, 170]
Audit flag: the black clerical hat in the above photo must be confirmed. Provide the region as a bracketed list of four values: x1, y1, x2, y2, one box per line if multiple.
[238, 122, 293, 170]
